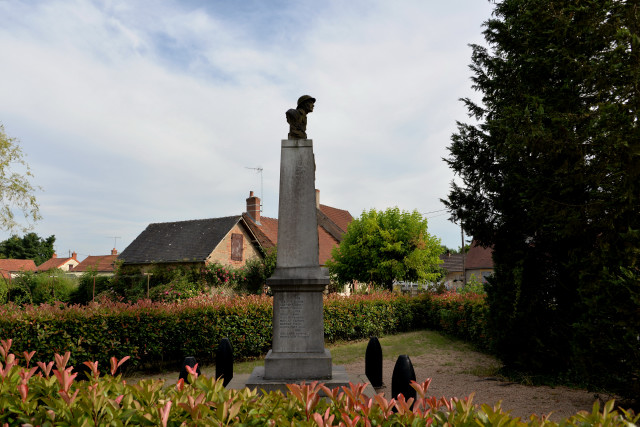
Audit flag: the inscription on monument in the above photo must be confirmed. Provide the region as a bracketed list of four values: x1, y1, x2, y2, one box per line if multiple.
[278, 295, 310, 338]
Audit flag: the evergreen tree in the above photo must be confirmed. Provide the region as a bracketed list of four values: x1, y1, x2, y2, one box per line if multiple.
[443, 0, 639, 396]
[0, 232, 55, 265]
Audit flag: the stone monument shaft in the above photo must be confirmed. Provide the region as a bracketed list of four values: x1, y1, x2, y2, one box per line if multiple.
[263, 139, 332, 380]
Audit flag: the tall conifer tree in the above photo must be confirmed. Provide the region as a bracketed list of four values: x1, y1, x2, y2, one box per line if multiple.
[444, 0, 639, 396]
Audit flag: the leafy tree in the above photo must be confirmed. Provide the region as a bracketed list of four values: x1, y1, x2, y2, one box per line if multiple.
[327, 207, 443, 290]
[443, 0, 639, 396]
[0, 123, 41, 232]
[440, 244, 470, 254]
[0, 232, 55, 265]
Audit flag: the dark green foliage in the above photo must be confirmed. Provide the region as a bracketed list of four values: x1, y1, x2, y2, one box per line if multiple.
[444, 0, 639, 398]
[327, 207, 443, 290]
[6, 271, 76, 305]
[0, 232, 54, 265]
[240, 247, 277, 294]
[0, 293, 429, 373]
[70, 272, 113, 304]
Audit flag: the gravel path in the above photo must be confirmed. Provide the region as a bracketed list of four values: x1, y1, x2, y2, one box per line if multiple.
[342, 349, 605, 422]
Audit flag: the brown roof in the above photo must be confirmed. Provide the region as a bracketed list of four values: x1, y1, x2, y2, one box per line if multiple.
[72, 255, 118, 273]
[36, 256, 76, 272]
[439, 253, 464, 273]
[319, 204, 353, 234]
[465, 241, 494, 270]
[243, 204, 353, 266]
[0, 259, 36, 278]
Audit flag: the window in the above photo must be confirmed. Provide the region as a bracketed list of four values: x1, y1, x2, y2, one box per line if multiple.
[231, 233, 243, 261]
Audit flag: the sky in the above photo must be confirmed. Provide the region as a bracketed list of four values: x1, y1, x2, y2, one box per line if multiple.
[0, 0, 494, 260]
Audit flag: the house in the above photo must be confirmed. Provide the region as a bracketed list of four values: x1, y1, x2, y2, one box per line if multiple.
[118, 215, 263, 271]
[439, 251, 464, 289]
[0, 259, 37, 280]
[118, 190, 353, 271]
[69, 249, 119, 277]
[36, 252, 79, 272]
[242, 190, 353, 266]
[465, 241, 494, 283]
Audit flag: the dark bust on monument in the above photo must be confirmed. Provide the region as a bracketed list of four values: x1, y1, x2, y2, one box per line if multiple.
[286, 95, 315, 139]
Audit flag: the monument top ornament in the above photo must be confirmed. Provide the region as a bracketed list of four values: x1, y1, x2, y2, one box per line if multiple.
[286, 95, 315, 140]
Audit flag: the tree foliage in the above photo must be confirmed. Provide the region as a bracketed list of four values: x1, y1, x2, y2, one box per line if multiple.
[326, 207, 443, 290]
[0, 232, 55, 265]
[0, 123, 41, 232]
[443, 0, 639, 397]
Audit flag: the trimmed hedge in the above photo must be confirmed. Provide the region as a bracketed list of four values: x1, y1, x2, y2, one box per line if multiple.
[0, 293, 438, 372]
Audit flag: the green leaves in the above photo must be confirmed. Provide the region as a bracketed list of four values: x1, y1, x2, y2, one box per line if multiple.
[0, 123, 41, 233]
[327, 207, 443, 290]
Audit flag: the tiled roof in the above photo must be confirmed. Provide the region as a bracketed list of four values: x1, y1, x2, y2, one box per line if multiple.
[119, 216, 243, 265]
[0, 259, 36, 278]
[465, 241, 494, 269]
[439, 253, 464, 273]
[73, 255, 118, 273]
[319, 204, 353, 234]
[37, 257, 75, 272]
[243, 204, 353, 266]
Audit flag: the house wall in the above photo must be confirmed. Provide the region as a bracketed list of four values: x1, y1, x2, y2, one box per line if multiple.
[60, 260, 79, 271]
[466, 268, 494, 284]
[442, 271, 464, 289]
[206, 223, 262, 267]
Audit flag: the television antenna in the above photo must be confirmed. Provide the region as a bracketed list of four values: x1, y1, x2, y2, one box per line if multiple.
[107, 236, 121, 250]
[245, 167, 264, 212]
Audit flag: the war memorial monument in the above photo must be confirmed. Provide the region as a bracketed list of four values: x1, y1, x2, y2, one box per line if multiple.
[244, 96, 356, 392]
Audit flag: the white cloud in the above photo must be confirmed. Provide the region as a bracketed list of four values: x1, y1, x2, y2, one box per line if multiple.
[0, 0, 492, 256]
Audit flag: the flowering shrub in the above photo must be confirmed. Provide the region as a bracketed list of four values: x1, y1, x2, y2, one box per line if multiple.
[0, 339, 636, 426]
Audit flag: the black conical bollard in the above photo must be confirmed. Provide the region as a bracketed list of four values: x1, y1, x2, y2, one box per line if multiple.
[391, 355, 417, 402]
[216, 337, 234, 387]
[365, 337, 383, 387]
[178, 356, 201, 384]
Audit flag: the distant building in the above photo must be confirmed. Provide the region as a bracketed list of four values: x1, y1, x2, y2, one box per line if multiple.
[118, 190, 353, 271]
[0, 259, 37, 280]
[70, 249, 119, 276]
[439, 251, 464, 289]
[242, 190, 353, 266]
[36, 252, 79, 272]
[465, 241, 494, 283]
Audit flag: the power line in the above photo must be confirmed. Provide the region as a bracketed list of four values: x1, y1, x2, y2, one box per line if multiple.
[422, 208, 448, 215]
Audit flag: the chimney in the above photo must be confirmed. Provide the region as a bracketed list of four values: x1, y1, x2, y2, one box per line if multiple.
[71, 252, 77, 261]
[111, 248, 118, 256]
[246, 191, 261, 224]
[315, 189, 320, 208]
[52, 253, 57, 259]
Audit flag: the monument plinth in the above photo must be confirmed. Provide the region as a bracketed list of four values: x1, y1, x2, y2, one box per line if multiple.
[245, 139, 349, 391]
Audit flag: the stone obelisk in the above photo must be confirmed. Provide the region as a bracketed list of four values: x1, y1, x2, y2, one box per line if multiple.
[245, 96, 350, 391]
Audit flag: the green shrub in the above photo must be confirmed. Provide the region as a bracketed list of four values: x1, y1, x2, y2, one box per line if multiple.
[0, 340, 636, 426]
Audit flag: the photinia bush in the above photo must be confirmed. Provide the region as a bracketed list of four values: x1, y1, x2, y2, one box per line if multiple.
[0, 339, 636, 426]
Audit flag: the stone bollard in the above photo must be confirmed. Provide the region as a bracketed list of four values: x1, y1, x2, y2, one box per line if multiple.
[365, 337, 383, 388]
[178, 356, 201, 384]
[216, 337, 234, 387]
[391, 354, 416, 403]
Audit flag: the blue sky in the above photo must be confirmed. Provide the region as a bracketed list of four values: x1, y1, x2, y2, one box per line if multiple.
[0, 0, 494, 259]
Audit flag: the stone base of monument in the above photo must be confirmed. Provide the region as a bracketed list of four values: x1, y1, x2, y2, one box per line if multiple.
[240, 365, 374, 396]
[263, 349, 332, 380]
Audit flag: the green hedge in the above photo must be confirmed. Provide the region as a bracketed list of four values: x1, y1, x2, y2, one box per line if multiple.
[0, 293, 434, 372]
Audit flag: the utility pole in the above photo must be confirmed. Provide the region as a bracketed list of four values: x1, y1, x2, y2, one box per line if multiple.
[461, 222, 467, 287]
